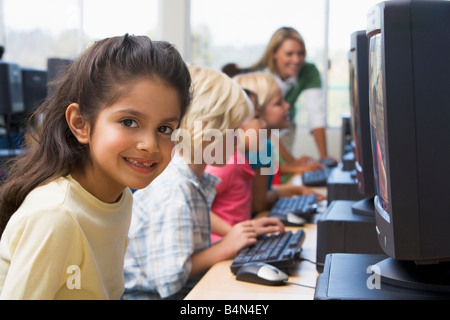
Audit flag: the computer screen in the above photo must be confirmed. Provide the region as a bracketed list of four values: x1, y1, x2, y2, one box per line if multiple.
[349, 30, 375, 200]
[367, 0, 450, 271]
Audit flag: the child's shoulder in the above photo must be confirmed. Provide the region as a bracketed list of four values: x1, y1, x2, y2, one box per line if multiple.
[8, 177, 76, 229]
[21, 177, 70, 210]
[1, 180, 83, 262]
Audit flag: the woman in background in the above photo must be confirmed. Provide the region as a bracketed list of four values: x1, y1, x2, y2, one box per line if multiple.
[252, 26, 336, 166]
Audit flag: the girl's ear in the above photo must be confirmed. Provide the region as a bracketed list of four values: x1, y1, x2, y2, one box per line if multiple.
[66, 103, 90, 144]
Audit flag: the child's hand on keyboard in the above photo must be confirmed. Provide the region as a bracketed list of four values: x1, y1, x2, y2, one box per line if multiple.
[252, 217, 285, 237]
[219, 221, 258, 258]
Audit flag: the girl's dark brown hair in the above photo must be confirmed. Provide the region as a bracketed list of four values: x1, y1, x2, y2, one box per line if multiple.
[0, 34, 192, 235]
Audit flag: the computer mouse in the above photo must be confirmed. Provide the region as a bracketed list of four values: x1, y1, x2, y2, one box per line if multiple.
[235, 262, 289, 286]
[287, 213, 306, 226]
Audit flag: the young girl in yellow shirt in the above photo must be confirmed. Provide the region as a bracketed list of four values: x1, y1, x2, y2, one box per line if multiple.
[0, 34, 191, 299]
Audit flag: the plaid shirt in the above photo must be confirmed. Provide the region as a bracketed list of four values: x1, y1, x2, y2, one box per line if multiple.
[122, 155, 220, 300]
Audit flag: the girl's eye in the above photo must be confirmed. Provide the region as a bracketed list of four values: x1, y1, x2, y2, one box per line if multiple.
[158, 125, 174, 135]
[121, 119, 138, 128]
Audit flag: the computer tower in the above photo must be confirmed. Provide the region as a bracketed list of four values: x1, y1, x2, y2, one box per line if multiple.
[0, 62, 25, 114]
[316, 200, 384, 272]
[326, 164, 364, 203]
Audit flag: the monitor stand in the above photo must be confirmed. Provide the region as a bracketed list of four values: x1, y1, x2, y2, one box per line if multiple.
[351, 196, 374, 217]
[375, 257, 450, 293]
[314, 253, 450, 300]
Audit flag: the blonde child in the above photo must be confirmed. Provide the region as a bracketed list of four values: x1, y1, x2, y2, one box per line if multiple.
[206, 89, 284, 242]
[234, 71, 325, 212]
[122, 67, 283, 300]
[0, 35, 192, 299]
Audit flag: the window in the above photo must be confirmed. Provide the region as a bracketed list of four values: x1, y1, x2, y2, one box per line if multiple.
[1, 0, 388, 129]
[327, 0, 387, 127]
[1, 0, 157, 70]
[191, 0, 387, 128]
[191, 0, 325, 72]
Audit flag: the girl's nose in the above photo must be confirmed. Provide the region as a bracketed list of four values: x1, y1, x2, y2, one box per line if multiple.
[137, 132, 159, 153]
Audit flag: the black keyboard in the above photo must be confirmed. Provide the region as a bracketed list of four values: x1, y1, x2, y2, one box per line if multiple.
[302, 168, 329, 186]
[269, 194, 317, 226]
[230, 230, 305, 274]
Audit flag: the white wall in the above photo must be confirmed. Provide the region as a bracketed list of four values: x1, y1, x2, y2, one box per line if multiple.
[293, 127, 342, 160]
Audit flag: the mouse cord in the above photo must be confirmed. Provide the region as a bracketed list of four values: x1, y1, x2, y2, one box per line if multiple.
[283, 280, 315, 289]
[280, 257, 324, 289]
[299, 257, 324, 268]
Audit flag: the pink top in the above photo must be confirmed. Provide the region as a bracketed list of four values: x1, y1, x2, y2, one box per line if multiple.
[205, 151, 255, 243]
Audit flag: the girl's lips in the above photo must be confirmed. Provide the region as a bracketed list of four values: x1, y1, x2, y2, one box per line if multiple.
[124, 157, 157, 173]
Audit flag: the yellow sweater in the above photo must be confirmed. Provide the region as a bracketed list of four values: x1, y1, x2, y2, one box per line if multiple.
[0, 175, 132, 300]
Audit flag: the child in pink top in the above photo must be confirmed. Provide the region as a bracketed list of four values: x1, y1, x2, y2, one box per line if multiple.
[206, 90, 284, 242]
[206, 151, 255, 242]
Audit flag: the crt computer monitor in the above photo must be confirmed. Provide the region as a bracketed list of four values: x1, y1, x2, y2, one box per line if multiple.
[367, 0, 450, 291]
[349, 30, 375, 217]
[21, 68, 47, 113]
[0, 61, 25, 114]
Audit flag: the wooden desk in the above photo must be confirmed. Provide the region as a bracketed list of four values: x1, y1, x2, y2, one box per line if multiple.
[185, 176, 325, 300]
[185, 223, 318, 300]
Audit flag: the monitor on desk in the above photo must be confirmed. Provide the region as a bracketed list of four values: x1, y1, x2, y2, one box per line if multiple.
[367, 0, 450, 292]
[0, 62, 24, 115]
[21, 68, 47, 113]
[348, 30, 375, 216]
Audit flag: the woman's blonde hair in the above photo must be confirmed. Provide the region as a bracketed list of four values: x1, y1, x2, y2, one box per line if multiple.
[178, 66, 252, 160]
[251, 27, 306, 74]
[234, 71, 278, 111]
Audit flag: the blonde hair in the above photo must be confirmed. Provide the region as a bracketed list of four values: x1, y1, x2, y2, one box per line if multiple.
[178, 66, 252, 159]
[252, 27, 306, 74]
[234, 71, 278, 111]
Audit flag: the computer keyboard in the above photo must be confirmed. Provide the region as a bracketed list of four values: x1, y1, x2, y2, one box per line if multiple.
[302, 168, 329, 187]
[230, 230, 305, 274]
[269, 194, 318, 226]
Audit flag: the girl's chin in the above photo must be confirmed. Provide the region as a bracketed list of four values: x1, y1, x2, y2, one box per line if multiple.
[126, 172, 162, 191]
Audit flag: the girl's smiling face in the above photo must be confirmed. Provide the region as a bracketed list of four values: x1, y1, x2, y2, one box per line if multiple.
[261, 87, 291, 130]
[70, 78, 181, 202]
